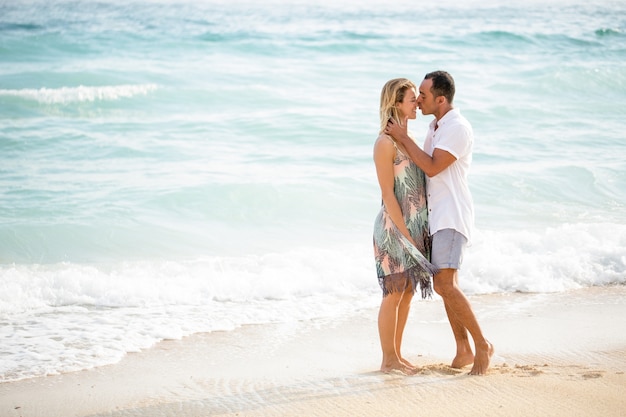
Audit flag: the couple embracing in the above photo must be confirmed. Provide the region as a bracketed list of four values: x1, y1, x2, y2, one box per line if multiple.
[373, 71, 494, 376]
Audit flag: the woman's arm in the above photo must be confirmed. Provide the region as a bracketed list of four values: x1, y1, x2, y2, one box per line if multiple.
[373, 136, 417, 246]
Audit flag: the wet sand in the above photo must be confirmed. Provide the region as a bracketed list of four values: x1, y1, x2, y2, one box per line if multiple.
[2, 286, 625, 417]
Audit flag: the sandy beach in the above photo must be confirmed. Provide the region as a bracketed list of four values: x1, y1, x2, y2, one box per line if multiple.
[1, 285, 625, 417]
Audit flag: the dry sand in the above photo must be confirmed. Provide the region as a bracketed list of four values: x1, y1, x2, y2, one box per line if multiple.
[1, 286, 625, 417]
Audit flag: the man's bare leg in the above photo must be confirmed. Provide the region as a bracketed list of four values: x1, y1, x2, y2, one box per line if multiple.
[378, 290, 415, 374]
[434, 268, 494, 375]
[443, 300, 474, 368]
[442, 272, 474, 368]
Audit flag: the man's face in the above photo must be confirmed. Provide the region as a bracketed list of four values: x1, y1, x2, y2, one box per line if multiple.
[417, 78, 436, 116]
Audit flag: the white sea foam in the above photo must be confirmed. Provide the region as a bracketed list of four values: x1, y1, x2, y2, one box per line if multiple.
[2, 224, 622, 316]
[0, 244, 378, 382]
[0, 84, 157, 104]
[464, 223, 626, 294]
[1, 223, 625, 382]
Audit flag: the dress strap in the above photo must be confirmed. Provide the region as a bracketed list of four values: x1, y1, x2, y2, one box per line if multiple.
[388, 136, 398, 148]
[384, 135, 399, 151]
[386, 135, 408, 159]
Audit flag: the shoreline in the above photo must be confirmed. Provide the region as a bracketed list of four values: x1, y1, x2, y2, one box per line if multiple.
[2, 286, 625, 417]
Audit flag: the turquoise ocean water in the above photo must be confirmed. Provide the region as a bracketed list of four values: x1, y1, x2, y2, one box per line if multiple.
[1, 0, 625, 382]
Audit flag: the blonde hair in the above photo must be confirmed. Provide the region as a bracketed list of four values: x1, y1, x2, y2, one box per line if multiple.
[379, 78, 416, 134]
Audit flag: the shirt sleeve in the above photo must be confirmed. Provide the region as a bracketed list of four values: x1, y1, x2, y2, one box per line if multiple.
[434, 124, 472, 159]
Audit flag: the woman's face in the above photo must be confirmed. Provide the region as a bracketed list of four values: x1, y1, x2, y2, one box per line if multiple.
[396, 88, 418, 120]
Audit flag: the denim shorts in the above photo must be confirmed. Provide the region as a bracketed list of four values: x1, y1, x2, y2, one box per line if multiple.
[431, 229, 467, 270]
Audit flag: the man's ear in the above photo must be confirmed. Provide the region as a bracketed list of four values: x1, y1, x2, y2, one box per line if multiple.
[436, 95, 447, 106]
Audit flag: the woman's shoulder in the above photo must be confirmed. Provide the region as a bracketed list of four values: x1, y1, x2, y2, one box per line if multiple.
[375, 133, 396, 148]
[373, 134, 397, 160]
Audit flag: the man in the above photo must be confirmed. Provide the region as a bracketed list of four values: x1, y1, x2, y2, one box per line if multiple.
[385, 70, 493, 375]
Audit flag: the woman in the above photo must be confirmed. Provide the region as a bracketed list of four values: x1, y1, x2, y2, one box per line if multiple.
[373, 78, 437, 374]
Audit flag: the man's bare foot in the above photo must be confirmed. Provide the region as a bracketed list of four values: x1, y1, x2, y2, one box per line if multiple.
[451, 351, 474, 369]
[469, 341, 494, 375]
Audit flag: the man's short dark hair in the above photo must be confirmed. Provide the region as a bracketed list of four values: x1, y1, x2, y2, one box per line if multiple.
[425, 71, 455, 104]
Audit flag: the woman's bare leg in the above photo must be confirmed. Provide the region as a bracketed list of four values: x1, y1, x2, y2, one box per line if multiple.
[378, 290, 415, 374]
[395, 288, 416, 369]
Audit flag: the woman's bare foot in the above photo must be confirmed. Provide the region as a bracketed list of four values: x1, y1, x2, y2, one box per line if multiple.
[381, 357, 418, 375]
[469, 341, 494, 375]
[400, 356, 419, 371]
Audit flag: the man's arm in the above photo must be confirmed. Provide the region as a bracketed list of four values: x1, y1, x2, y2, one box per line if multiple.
[385, 118, 456, 177]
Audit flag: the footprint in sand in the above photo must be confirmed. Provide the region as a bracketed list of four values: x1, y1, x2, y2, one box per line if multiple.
[417, 364, 465, 376]
[494, 363, 545, 377]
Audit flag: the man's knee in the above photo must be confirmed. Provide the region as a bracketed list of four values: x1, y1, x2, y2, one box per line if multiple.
[433, 280, 449, 297]
[433, 270, 457, 297]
